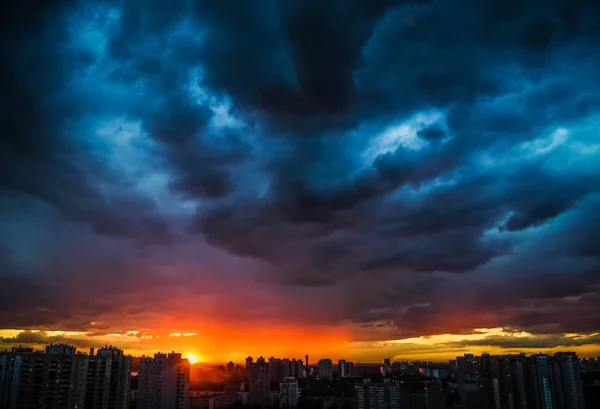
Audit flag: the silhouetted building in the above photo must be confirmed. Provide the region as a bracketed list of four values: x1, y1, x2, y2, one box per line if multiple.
[282, 359, 291, 379]
[138, 352, 190, 409]
[85, 345, 131, 409]
[347, 362, 355, 377]
[249, 357, 270, 409]
[473, 352, 585, 409]
[0, 344, 88, 409]
[318, 359, 333, 379]
[296, 359, 305, 379]
[0, 352, 22, 409]
[551, 352, 585, 409]
[457, 354, 479, 382]
[270, 358, 282, 382]
[355, 380, 401, 409]
[382, 359, 391, 376]
[338, 360, 347, 378]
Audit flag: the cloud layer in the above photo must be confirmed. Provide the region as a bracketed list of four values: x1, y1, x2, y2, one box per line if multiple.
[1, 0, 600, 359]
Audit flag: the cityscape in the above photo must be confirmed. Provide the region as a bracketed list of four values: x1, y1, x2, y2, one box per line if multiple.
[1, 343, 599, 408]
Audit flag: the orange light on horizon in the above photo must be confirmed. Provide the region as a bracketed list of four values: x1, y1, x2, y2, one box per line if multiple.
[184, 353, 199, 364]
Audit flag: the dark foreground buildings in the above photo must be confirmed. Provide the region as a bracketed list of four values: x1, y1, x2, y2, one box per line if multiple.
[474, 352, 585, 409]
[0, 344, 131, 409]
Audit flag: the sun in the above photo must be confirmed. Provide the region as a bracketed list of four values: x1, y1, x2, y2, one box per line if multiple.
[184, 353, 199, 365]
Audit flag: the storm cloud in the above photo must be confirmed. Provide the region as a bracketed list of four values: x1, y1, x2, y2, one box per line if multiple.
[1, 0, 600, 357]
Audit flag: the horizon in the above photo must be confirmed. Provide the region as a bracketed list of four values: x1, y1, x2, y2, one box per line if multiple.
[2, 0, 600, 364]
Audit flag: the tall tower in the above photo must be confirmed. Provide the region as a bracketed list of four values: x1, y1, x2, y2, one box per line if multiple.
[305, 354, 309, 376]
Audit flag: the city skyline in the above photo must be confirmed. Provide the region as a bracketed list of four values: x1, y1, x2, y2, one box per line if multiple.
[2, 0, 600, 365]
[3, 342, 594, 409]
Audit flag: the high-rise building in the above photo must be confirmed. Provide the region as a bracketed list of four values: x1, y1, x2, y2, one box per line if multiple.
[290, 359, 297, 378]
[551, 352, 585, 409]
[528, 354, 556, 409]
[249, 357, 270, 409]
[269, 357, 282, 382]
[282, 359, 291, 378]
[355, 380, 401, 409]
[305, 355, 309, 377]
[138, 352, 190, 409]
[296, 360, 305, 379]
[338, 360, 347, 378]
[318, 359, 333, 379]
[474, 352, 585, 409]
[85, 345, 131, 409]
[279, 377, 299, 409]
[457, 354, 480, 382]
[246, 356, 253, 383]
[0, 344, 88, 409]
[347, 362, 355, 377]
[383, 358, 391, 376]
[0, 352, 22, 409]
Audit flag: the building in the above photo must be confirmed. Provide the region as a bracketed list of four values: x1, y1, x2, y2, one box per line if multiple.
[318, 359, 333, 379]
[471, 352, 585, 409]
[0, 344, 88, 409]
[552, 352, 585, 409]
[189, 392, 239, 409]
[249, 357, 270, 409]
[355, 380, 401, 409]
[296, 360, 305, 379]
[138, 351, 190, 409]
[0, 352, 22, 409]
[425, 383, 446, 409]
[246, 357, 253, 382]
[282, 359, 291, 378]
[457, 354, 479, 382]
[347, 362, 355, 377]
[270, 358, 282, 382]
[338, 360, 347, 378]
[85, 345, 131, 409]
[290, 359, 297, 378]
[382, 359, 391, 376]
[280, 377, 298, 409]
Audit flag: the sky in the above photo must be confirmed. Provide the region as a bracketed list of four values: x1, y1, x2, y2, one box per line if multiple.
[1, 0, 600, 364]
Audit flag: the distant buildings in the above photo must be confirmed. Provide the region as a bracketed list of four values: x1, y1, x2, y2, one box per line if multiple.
[355, 380, 401, 409]
[138, 351, 190, 409]
[279, 377, 299, 409]
[318, 359, 333, 379]
[189, 391, 240, 409]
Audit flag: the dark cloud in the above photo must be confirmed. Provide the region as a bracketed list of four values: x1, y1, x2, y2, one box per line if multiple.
[1, 0, 600, 350]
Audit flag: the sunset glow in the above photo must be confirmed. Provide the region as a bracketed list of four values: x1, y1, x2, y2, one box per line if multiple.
[183, 353, 200, 365]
